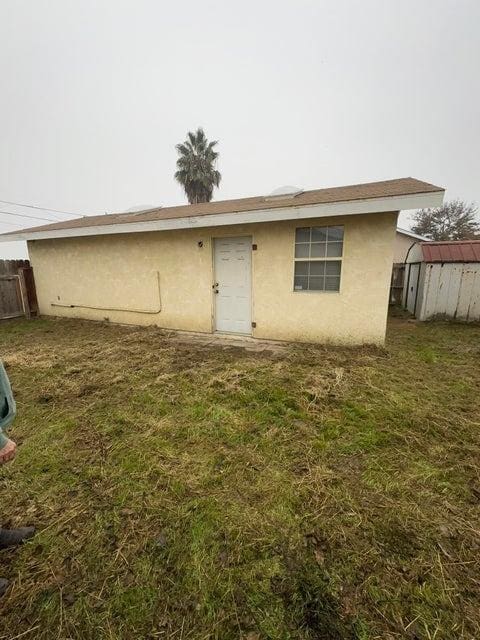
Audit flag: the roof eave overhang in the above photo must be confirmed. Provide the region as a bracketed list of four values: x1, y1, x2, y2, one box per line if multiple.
[0, 190, 444, 242]
[396, 228, 430, 242]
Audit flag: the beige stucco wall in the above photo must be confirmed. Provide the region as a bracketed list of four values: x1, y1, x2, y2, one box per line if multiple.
[28, 211, 398, 344]
[393, 231, 416, 263]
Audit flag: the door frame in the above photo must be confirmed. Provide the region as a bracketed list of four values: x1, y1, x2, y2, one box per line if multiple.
[211, 235, 253, 335]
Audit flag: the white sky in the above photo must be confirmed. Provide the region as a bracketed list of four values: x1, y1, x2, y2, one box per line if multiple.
[1, 0, 479, 259]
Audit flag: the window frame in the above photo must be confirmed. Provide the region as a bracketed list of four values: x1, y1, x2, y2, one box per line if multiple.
[292, 224, 344, 293]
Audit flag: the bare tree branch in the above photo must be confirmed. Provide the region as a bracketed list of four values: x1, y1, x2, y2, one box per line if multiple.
[411, 200, 480, 241]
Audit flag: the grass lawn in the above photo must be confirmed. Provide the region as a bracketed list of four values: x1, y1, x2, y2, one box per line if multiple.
[0, 317, 479, 640]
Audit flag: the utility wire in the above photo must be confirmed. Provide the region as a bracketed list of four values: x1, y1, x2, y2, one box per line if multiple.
[0, 198, 85, 218]
[0, 218, 24, 228]
[0, 209, 59, 223]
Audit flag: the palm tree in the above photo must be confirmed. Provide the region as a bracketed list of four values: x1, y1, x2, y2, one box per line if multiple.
[174, 128, 221, 204]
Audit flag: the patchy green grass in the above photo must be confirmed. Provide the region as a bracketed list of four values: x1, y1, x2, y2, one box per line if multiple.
[0, 317, 479, 639]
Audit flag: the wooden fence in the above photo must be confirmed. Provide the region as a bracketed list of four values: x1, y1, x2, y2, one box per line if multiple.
[0, 260, 38, 320]
[390, 263, 405, 306]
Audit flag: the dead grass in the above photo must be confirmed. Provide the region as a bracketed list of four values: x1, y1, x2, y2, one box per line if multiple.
[0, 317, 479, 639]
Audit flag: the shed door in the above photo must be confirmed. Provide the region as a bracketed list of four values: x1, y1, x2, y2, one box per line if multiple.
[213, 237, 252, 334]
[406, 263, 420, 315]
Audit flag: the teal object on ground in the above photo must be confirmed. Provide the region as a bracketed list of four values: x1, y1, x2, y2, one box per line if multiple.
[0, 361, 16, 449]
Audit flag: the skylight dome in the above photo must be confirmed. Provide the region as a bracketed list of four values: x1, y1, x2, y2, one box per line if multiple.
[265, 185, 304, 200]
[124, 204, 158, 213]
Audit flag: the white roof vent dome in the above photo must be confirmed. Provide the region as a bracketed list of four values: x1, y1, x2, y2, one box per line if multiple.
[124, 204, 158, 213]
[265, 185, 304, 200]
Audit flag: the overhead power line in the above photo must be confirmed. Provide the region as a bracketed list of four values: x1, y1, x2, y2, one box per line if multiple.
[0, 198, 85, 218]
[0, 218, 24, 228]
[0, 209, 59, 223]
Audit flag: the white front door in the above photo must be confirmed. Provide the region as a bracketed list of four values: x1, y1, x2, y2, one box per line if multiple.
[213, 236, 252, 334]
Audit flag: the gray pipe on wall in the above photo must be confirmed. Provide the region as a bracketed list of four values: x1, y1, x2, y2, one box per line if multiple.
[50, 271, 162, 314]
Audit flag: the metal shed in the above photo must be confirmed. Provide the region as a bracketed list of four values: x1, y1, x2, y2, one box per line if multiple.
[403, 240, 480, 321]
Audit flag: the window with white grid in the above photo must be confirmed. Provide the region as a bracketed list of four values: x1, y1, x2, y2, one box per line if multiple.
[293, 225, 344, 292]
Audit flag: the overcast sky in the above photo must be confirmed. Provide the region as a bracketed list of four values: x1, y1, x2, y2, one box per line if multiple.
[0, 0, 479, 258]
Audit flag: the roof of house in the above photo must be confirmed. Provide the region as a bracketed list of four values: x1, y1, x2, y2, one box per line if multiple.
[396, 227, 429, 241]
[0, 177, 444, 242]
[421, 240, 480, 263]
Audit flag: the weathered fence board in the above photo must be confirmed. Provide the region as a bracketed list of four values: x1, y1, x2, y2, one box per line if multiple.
[419, 263, 480, 321]
[0, 259, 30, 275]
[0, 276, 23, 319]
[0, 259, 37, 319]
[21, 266, 38, 314]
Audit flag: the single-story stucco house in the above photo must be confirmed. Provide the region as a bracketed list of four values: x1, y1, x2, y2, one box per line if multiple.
[0, 178, 444, 344]
[394, 227, 429, 263]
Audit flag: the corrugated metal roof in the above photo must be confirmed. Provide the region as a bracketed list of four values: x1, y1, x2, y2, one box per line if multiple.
[0, 177, 443, 237]
[421, 240, 480, 263]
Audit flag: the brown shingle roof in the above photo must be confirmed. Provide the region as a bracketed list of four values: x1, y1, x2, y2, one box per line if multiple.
[2, 177, 443, 236]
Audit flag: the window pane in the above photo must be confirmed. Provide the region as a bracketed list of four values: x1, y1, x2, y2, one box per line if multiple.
[294, 275, 308, 290]
[325, 260, 341, 276]
[312, 227, 328, 242]
[295, 228, 310, 243]
[309, 261, 325, 276]
[294, 261, 309, 276]
[295, 243, 309, 258]
[293, 225, 342, 292]
[327, 226, 344, 241]
[325, 276, 340, 291]
[309, 276, 325, 291]
[326, 242, 343, 257]
[310, 243, 326, 258]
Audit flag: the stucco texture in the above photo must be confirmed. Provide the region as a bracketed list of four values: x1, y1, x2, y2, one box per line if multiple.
[28, 211, 397, 345]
